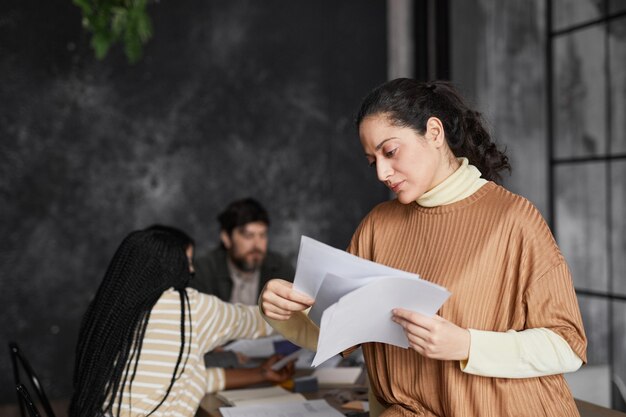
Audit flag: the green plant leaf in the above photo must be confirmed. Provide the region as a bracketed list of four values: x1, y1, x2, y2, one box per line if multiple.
[111, 8, 128, 38]
[124, 35, 142, 64]
[73, 0, 154, 63]
[135, 12, 152, 42]
[91, 32, 112, 60]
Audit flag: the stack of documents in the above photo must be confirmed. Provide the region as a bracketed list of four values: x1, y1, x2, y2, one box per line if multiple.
[223, 334, 285, 358]
[216, 386, 305, 407]
[217, 386, 347, 417]
[312, 367, 362, 387]
[220, 399, 345, 417]
[293, 236, 451, 367]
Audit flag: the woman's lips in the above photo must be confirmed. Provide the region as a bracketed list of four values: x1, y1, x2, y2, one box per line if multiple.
[389, 181, 404, 193]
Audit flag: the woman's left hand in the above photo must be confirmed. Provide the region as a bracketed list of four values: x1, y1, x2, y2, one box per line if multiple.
[392, 309, 470, 361]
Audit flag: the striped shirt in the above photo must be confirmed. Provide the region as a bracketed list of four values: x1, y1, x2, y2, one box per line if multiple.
[111, 288, 269, 417]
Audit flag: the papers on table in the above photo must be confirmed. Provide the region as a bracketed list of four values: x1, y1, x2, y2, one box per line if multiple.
[270, 348, 306, 370]
[220, 399, 345, 417]
[223, 334, 284, 358]
[216, 386, 305, 407]
[292, 236, 451, 367]
[217, 386, 344, 417]
[312, 367, 362, 387]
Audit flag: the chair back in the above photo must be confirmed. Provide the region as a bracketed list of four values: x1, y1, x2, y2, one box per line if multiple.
[16, 384, 42, 417]
[9, 342, 57, 417]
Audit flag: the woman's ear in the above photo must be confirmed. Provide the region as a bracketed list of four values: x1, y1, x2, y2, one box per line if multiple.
[425, 117, 446, 148]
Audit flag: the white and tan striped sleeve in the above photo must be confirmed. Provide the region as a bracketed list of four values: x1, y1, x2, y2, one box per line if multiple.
[194, 293, 270, 353]
[193, 293, 270, 393]
[205, 367, 226, 393]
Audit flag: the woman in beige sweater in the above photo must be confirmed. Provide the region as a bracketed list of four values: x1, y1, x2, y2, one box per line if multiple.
[260, 79, 587, 417]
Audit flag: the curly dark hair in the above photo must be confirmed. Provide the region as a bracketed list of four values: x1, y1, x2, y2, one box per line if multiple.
[355, 78, 511, 182]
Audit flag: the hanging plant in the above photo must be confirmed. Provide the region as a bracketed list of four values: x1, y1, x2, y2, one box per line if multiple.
[73, 0, 153, 64]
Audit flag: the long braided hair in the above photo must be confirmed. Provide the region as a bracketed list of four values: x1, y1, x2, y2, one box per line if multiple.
[69, 226, 194, 417]
[355, 78, 511, 182]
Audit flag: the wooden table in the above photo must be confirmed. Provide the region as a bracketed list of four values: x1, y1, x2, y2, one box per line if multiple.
[199, 395, 626, 417]
[197, 365, 626, 417]
[576, 399, 626, 417]
[198, 373, 369, 417]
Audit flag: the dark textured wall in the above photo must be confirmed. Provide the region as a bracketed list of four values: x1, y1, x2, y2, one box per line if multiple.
[450, 0, 548, 216]
[0, 0, 388, 403]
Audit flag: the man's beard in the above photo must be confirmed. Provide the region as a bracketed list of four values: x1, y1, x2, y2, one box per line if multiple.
[230, 250, 265, 272]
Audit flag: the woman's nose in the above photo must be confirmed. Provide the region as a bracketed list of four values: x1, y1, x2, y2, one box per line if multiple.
[376, 160, 392, 182]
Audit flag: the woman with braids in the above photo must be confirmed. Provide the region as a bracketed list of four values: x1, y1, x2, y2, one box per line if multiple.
[259, 78, 587, 416]
[69, 225, 294, 417]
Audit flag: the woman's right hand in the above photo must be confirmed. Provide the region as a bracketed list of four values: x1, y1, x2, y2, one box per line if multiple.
[260, 279, 314, 321]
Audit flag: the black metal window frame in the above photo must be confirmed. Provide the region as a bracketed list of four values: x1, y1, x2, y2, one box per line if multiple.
[413, 0, 450, 82]
[547, 0, 626, 410]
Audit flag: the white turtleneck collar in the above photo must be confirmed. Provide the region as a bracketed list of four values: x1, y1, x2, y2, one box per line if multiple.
[416, 157, 488, 207]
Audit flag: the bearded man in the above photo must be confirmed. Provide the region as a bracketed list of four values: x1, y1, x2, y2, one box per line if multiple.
[192, 198, 294, 305]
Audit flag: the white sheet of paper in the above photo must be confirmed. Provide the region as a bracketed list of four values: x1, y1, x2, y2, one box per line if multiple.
[312, 367, 362, 386]
[216, 386, 294, 405]
[293, 236, 427, 299]
[270, 348, 305, 370]
[223, 334, 284, 358]
[310, 272, 425, 325]
[220, 399, 345, 417]
[312, 275, 450, 367]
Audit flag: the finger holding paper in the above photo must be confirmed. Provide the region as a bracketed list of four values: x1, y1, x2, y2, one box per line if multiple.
[392, 309, 470, 361]
[261, 279, 315, 320]
[259, 354, 296, 382]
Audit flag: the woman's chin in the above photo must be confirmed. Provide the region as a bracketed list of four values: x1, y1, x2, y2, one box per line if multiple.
[396, 193, 417, 205]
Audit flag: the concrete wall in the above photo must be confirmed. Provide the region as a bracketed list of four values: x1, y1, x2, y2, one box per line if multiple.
[0, 0, 388, 403]
[451, 0, 548, 215]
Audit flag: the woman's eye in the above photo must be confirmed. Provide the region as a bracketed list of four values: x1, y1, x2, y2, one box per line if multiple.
[384, 148, 397, 158]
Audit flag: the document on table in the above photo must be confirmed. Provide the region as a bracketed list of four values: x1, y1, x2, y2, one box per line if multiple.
[293, 236, 448, 325]
[312, 367, 362, 386]
[270, 348, 307, 370]
[312, 275, 450, 366]
[219, 399, 345, 417]
[216, 385, 305, 407]
[223, 334, 285, 358]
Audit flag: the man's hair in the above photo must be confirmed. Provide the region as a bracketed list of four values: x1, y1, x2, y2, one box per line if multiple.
[217, 198, 270, 234]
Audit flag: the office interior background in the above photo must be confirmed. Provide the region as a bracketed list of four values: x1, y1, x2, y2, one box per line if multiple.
[1, 0, 625, 412]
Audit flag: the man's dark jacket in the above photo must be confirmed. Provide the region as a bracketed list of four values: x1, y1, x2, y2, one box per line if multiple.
[191, 246, 295, 302]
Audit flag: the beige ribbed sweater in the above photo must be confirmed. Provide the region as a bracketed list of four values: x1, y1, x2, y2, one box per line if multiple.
[349, 182, 586, 417]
